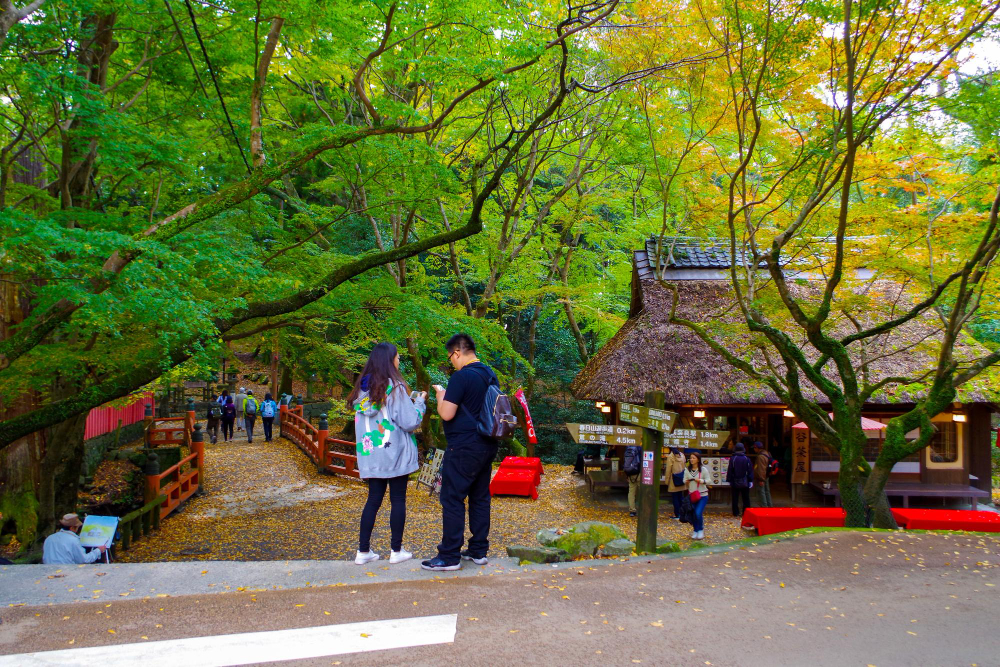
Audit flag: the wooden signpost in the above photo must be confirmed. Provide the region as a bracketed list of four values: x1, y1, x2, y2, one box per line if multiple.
[633, 392, 665, 553]
[565, 423, 643, 447]
[661, 428, 731, 450]
[618, 402, 678, 433]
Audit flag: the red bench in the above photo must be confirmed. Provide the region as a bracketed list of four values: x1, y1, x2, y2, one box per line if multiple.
[742, 507, 846, 536]
[490, 468, 539, 499]
[891, 509, 1000, 532]
[500, 456, 544, 478]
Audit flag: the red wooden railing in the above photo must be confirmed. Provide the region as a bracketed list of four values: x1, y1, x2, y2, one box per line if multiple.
[146, 419, 205, 520]
[146, 413, 194, 447]
[85, 392, 155, 439]
[280, 404, 359, 478]
[144, 407, 203, 520]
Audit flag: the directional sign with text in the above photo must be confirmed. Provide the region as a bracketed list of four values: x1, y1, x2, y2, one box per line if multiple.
[566, 423, 643, 447]
[661, 428, 732, 449]
[618, 403, 679, 433]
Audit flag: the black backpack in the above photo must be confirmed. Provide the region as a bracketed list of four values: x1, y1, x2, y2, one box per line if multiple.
[209, 405, 222, 419]
[461, 365, 517, 440]
[623, 445, 642, 475]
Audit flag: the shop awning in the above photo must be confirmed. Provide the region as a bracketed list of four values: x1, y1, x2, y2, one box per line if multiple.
[792, 414, 886, 431]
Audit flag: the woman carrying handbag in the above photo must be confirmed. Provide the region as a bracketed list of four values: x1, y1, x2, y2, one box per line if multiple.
[683, 452, 711, 539]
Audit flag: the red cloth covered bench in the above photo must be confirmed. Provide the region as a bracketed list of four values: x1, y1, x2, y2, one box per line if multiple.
[500, 456, 544, 478]
[490, 468, 539, 499]
[742, 507, 846, 536]
[891, 509, 1000, 532]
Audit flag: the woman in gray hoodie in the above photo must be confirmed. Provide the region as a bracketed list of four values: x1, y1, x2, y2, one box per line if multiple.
[346, 343, 427, 565]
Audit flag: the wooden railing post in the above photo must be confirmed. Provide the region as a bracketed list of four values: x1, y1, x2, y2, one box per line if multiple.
[318, 413, 329, 469]
[143, 451, 161, 505]
[190, 423, 205, 492]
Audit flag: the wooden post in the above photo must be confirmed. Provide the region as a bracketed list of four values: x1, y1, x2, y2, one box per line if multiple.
[317, 413, 329, 470]
[279, 402, 287, 439]
[636, 391, 665, 553]
[190, 423, 205, 492]
[143, 451, 161, 505]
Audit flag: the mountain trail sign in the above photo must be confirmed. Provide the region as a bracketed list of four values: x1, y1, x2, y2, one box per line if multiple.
[566, 423, 642, 447]
[618, 403, 678, 432]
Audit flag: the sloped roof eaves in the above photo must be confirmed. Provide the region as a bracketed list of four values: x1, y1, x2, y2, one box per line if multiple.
[571, 277, 1000, 405]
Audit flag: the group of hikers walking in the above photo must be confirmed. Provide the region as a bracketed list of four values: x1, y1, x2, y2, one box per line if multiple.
[205, 388, 278, 444]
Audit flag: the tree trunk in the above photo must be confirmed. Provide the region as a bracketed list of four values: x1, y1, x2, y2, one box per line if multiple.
[862, 463, 897, 529]
[279, 364, 293, 397]
[35, 410, 88, 546]
[526, 302, 542, 399]
[405, 337, 434, 449]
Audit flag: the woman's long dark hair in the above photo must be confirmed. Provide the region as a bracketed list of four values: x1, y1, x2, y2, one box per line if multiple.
[346, 343, 408, 409]
[686, 451, 702, 472]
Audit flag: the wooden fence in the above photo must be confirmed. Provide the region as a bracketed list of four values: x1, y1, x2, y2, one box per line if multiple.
[116, 495, 166, 551]
[280, 403, 359, 478]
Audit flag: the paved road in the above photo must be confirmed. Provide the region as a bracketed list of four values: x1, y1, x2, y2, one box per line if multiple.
[2, 531, 997, 666]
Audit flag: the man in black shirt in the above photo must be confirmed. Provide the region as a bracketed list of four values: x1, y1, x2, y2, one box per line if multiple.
[421, 333, 499, 571]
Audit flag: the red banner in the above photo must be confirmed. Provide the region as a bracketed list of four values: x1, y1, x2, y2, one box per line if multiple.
[513, 388, 537, 444]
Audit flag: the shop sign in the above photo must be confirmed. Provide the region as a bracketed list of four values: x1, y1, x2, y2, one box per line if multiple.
[792, 427, 810, 483]
[619, 402, 678, 432]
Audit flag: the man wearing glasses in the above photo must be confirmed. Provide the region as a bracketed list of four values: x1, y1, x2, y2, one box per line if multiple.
[422, 333, 499, 571]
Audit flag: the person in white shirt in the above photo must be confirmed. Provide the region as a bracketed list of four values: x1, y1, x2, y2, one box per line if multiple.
[683, 452, 711, 540]
[42, 514, 106, 564]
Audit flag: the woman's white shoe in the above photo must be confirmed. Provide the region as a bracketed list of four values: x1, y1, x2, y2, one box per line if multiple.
[355, 551, 380, 565]
[389, 549, 413, 564]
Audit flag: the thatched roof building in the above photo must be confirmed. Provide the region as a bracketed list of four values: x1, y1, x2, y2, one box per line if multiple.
[572, 239, 999, 406]
[572, 239, 997, 500]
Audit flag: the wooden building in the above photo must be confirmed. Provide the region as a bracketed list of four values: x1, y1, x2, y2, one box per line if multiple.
[572, 239, 997, 507]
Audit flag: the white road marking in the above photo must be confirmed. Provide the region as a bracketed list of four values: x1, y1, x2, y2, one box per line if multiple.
[0, 613, 457, 666]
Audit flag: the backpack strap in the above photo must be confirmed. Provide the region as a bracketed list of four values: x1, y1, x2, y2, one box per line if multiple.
[457, 364, 496, 421]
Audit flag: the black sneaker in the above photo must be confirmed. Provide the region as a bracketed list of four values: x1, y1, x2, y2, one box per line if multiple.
[421, 557, 461, 571]
[460, 550, 488, 565]
[628, 510, 637, 517]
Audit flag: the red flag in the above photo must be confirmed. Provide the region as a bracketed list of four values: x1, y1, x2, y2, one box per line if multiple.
[513, 388, 537, 444]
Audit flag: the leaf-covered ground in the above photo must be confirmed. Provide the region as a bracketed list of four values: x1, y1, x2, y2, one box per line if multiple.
[119, 436, 747, 562]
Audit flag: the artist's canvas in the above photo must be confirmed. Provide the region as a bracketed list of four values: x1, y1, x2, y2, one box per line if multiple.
[79, 516, 119, 549]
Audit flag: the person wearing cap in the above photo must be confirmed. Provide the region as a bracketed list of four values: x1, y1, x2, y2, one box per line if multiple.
[42, 514, 106, 564]
[234, 387, 247, 432]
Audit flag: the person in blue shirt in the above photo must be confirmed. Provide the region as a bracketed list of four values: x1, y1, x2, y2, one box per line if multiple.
[421, 333, 499, 571]
[259, 392, 278, 442]
[42, 514, 106, 564]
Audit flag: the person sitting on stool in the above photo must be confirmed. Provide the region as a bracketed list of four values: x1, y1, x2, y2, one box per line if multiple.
[42, 514, 107, 564]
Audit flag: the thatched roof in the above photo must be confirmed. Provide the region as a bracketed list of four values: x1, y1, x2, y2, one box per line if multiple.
[571, 247, 1000, 406]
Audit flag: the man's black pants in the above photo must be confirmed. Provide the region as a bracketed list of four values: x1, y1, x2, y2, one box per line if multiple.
[436, 443, 496, 564]
[732, 486, 751, 516]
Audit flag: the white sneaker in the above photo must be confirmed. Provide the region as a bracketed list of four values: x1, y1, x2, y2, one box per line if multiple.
[355, 551, 379, 565]
[691, 532, 698, 539]
[389, 549, 412, 564]
[696, 531, 705, 540]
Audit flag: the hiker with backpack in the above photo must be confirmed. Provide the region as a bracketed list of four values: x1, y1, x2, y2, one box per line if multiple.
[348, 343, 426, 566]
[423, 333, 512, 571]
[234, 387, 247, 432]
[206, 402, 222, 444]
[221, 397, 236, 442]
[260, 392, 278, 442]
[623, 444, 642, 517]
[727, 442, 754, 517]
[753, 441, 774, 508]
[243, 390, 259, 443]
